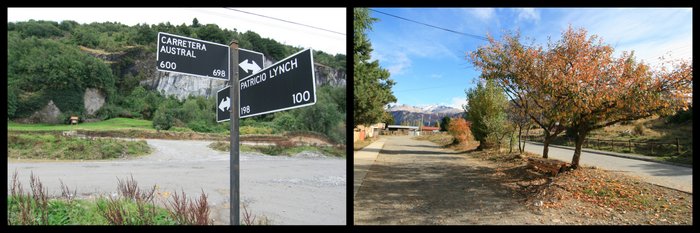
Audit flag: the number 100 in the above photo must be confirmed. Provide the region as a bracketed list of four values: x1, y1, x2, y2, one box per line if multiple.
[292, 91, 310, 104]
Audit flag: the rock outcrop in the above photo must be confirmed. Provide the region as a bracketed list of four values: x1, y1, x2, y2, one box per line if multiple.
[140, 53, 345, 100]
[83, 88, 105, 116]
[26, 100, 62, 124]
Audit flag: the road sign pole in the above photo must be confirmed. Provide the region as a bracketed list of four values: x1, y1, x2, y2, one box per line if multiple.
[229, 40, 240, 225]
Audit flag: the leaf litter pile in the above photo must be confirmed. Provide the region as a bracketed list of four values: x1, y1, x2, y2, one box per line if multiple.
[468, 149, 692, 225]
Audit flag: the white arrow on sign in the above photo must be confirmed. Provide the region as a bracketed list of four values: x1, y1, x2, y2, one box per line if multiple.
[218, 97, 230, 112]
[238, 59, 261, 74]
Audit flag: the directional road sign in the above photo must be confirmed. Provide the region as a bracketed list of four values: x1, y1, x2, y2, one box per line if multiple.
[157, 32, 230, 80]
[239, 48, 316, 118]
[238, 48, 265, 78]
[217, 86, 231, 122]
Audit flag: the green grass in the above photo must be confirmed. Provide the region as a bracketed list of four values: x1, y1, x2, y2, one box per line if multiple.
[8, 132, 151, 160]
[7, 196, 176, 225]
[8, 118, 154, 131]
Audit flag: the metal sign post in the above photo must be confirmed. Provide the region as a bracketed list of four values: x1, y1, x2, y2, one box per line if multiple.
[229, 41, 240, 225]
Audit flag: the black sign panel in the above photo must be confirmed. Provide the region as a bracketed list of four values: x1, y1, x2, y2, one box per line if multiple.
[217, 86, 232, 122]
[157, 32, 230, 80]
[238, 48, 265, 78]
[239, 48, 316, 118]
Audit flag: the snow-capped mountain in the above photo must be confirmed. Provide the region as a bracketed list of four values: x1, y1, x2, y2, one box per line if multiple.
[386, 104, 464, 126]
[386, 104, 462, 114]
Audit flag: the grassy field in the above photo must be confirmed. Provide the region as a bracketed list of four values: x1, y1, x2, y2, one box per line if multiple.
[7, 132, 151, 160]
[8, 118, 154, 131]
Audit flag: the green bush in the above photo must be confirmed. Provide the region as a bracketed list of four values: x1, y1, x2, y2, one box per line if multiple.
[667, 107, 692, 124]
[272, 112, 301, 130]
[187, 119, 219, 133]
[152, 108, 173, 131]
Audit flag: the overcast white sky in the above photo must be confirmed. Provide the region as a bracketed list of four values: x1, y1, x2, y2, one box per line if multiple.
[7, 7, 347, 55]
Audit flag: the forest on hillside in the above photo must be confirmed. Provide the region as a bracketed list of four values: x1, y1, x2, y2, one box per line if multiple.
[7, 19, 346, 143]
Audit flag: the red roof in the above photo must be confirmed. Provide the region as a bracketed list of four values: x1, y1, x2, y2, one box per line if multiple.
[421, 126, 440, 131]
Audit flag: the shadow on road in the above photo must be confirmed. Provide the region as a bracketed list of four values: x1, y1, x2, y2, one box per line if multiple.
[354, 155, 529, 224]
[626, 162, 692, 177]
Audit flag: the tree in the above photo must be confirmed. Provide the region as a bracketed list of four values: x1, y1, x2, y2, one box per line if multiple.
[471, 26, 692, 168]
[447, 118, 474, 144]
[470, 31, 568, 158]
[506, 101, 531, 154]
[548, 27, 692, 168]
[464, 79, 510, 150]
[440, 116, 451, 132]
[192, 18, 200, 27]
[353, 8, 397, 128]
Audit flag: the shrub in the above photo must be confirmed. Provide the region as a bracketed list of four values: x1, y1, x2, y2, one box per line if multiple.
[447, 118, 474, 144]
[667, 107, 692, 124]
[272, 112, 300, 130]
[152, 108, 173, 131]
[633, 124, 645, 136]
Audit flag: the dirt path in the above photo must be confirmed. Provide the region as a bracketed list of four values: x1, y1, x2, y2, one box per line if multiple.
[354, 135, 536, 225]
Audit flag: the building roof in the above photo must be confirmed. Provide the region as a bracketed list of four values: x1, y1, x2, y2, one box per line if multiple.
[387, 125, 419, 130]
[420, 126, 440, 131]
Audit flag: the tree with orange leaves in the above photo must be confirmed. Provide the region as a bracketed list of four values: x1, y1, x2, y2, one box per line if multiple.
[549, 27, 692, 168]
[470, 26, 692, 168]
[470, 31, 568, 158]
[447, 118, 474, 145]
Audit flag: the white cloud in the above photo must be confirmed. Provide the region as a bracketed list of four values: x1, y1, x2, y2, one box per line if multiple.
[557, 8, 692, 67]
[430, 74, 443, 79]
[6, 7, 346, 55]
[386, 52, 412, 75]
[516, 8, 540, 23]
[469, 8, 495, 21]
[449, 96, 468, 110]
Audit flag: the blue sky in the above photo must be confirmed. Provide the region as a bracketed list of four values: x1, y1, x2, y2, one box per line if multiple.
[366, 8, 692, 109]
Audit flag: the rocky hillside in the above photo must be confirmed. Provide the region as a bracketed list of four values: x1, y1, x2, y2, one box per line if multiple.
[86, 46, 345, 101]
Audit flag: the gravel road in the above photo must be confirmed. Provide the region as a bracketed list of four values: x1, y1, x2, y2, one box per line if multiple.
[7, 138, 346, 225]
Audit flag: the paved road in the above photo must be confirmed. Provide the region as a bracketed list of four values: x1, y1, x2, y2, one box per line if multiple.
[354, 136, 534, 225]
[8, 138, 346, 225]
[524, 142, 692, 193]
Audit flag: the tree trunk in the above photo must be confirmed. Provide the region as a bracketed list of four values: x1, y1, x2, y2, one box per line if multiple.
[509, 129, 515, 153]
[517, 124, 524, 153]
[542, 131, 551, 158]
[571, 130, 588, 169]
[523, 126, 530, 152]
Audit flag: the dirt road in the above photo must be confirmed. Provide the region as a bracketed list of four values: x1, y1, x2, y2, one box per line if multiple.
[7, 138, 346, 225]
[354, 135, 534, 225]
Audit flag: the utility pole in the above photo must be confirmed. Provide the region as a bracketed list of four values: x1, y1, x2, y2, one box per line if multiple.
[229, 40, 240, 225]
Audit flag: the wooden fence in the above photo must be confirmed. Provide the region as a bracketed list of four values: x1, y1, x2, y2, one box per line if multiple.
[523, 135, 692, 156]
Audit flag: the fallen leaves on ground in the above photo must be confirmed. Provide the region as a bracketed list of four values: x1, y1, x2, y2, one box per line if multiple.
[465, 149, 692, 225]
